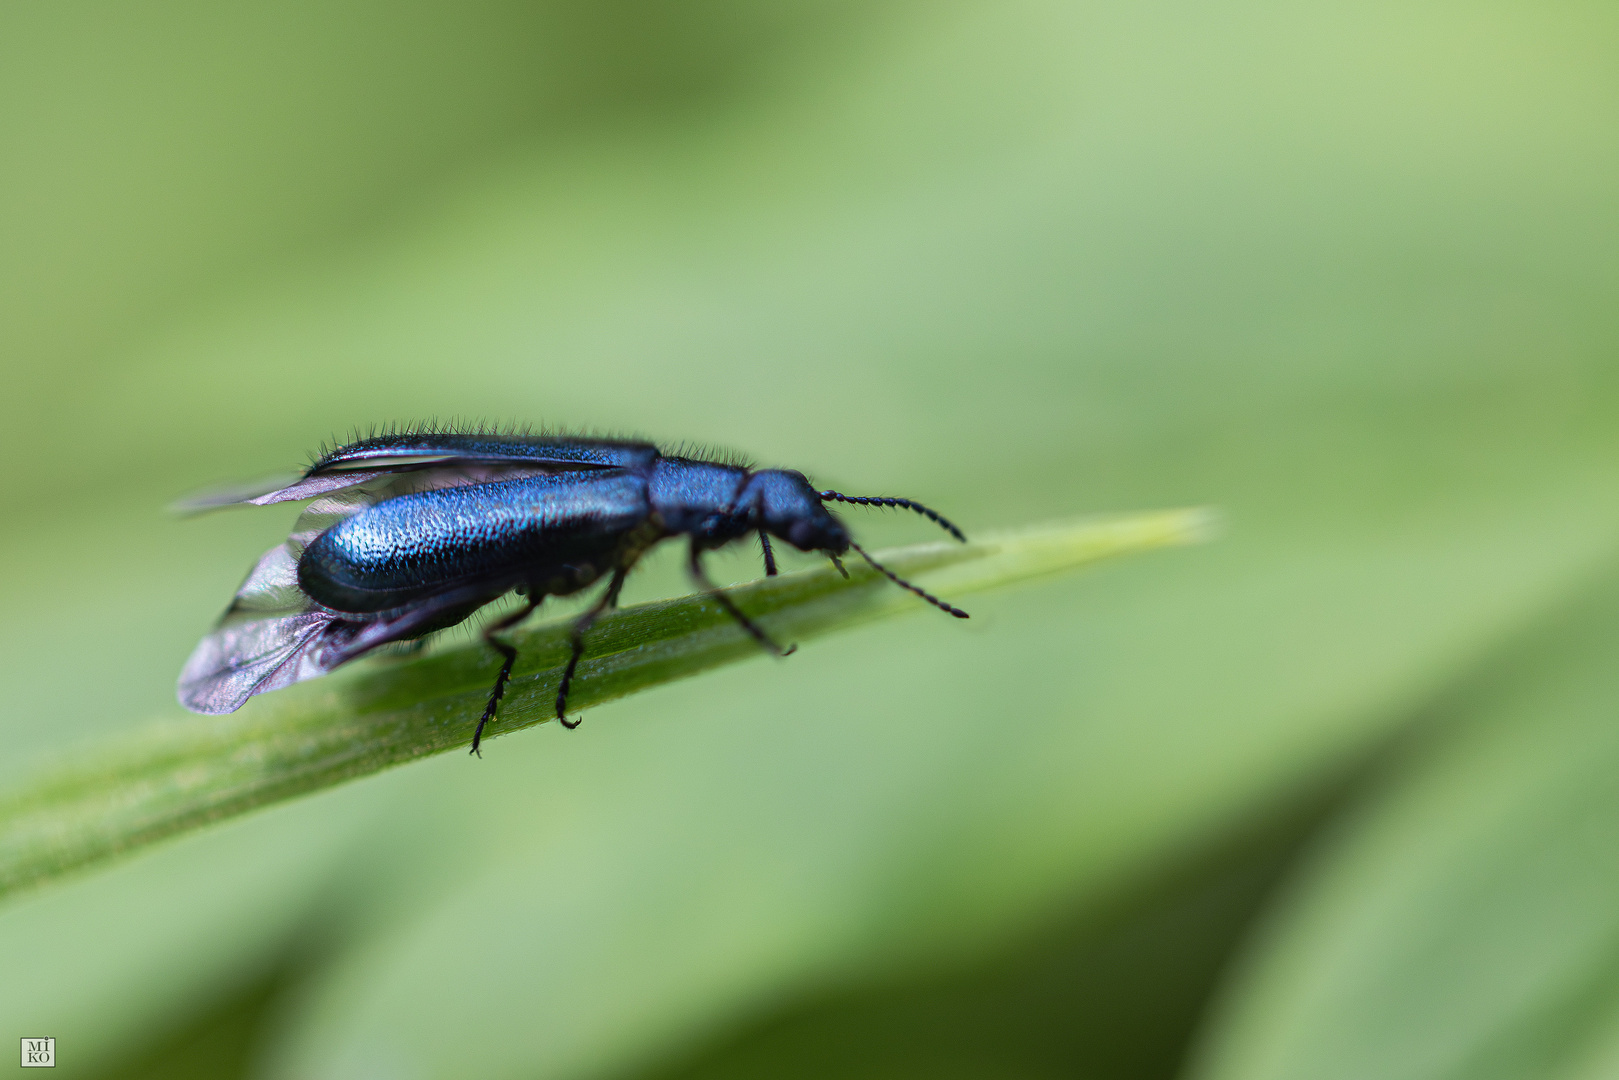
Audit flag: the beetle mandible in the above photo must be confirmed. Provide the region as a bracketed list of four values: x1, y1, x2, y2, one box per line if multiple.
[178, 427, 969, 753]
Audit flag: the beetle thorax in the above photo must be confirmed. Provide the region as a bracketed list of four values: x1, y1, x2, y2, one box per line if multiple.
[646, 458, 753, 542]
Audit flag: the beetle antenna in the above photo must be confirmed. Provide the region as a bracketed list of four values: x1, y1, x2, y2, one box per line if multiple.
[818, 491, 967, 543]
[848, 541, 969, 618]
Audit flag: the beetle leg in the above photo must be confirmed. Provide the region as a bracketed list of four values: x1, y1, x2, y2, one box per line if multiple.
[688, 542, 796, 657]
[471, 597, 539, 756]
[759, 530, 778, 576]
[555, 565, 630, 730]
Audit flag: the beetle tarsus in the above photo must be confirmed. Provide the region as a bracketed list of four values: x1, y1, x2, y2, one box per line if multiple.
[689, 543, 796, 656]
[471, 598, 538, 755]
[554, 566, 630, 729]
[470, 657, 509, 757]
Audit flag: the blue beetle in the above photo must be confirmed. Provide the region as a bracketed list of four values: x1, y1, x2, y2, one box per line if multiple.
[178, 427, 968, 752]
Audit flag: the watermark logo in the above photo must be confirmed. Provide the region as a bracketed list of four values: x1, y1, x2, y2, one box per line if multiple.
[20, 1038, 54, 1068]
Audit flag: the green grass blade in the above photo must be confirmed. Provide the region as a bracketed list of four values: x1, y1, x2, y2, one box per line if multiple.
[0, 510, 1212, 898]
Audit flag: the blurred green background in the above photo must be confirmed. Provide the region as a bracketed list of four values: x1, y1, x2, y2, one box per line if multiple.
[3, 1, 1619, 1076]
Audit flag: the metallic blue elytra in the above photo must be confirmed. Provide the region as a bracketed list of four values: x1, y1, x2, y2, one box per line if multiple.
[299, 471, 652, 613]
[178, 427, 970, 754]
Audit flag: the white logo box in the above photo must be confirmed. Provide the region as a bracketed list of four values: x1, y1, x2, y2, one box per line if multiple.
[21, 1037, 54, 1068]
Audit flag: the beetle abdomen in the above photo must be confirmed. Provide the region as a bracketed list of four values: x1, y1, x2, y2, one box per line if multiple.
[298, 473, 651, 613]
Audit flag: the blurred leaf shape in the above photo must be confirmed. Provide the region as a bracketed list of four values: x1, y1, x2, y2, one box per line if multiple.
[0, 510, 1209, 900]
[1189, 566, 1619, 1080]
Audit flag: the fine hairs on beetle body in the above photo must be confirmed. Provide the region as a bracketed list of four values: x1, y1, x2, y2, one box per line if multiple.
[177, 426, 970, 754]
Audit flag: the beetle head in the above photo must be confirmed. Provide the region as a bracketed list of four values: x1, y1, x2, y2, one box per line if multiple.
[746, 469, 850, 553]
